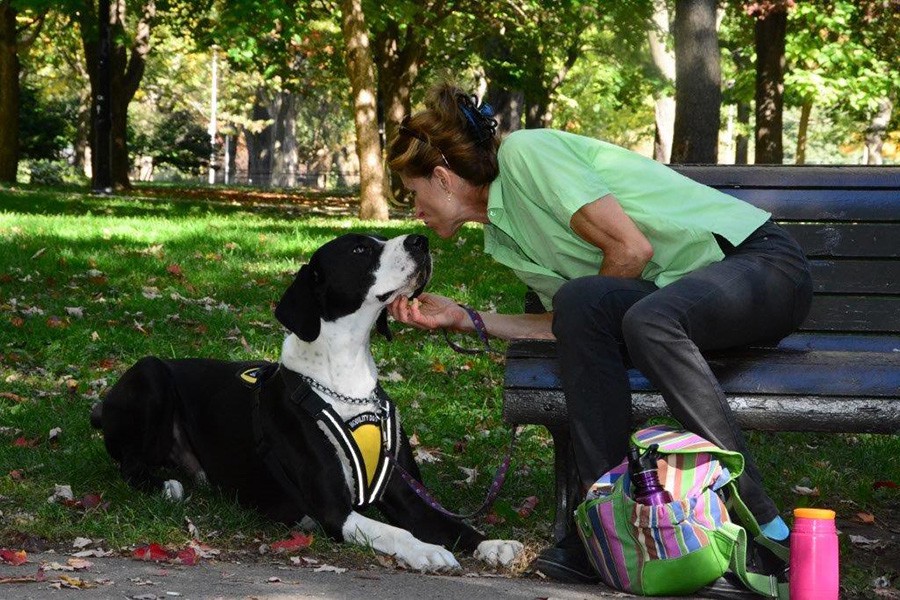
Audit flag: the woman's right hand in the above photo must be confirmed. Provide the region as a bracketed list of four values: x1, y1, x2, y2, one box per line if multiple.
[388, 292, 469, 332]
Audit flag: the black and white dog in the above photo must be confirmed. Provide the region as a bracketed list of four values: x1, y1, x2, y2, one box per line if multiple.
[91, 233, 522, 570]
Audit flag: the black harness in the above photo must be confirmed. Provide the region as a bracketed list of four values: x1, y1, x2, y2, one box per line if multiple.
[242, 364, 399, 509]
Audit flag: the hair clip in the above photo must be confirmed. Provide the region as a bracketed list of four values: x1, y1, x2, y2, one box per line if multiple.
[456, 94, 498, 145]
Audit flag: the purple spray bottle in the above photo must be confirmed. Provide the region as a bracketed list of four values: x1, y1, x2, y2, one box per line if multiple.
[628, 443, 673, 505]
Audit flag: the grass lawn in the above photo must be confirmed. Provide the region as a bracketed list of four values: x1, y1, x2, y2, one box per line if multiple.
[1, 184, 897, 597]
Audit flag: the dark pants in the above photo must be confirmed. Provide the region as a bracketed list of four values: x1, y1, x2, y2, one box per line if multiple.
[551, 220, 812, 523]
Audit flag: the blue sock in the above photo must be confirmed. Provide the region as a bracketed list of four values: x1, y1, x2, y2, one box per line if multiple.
[760, 515, 790, 541]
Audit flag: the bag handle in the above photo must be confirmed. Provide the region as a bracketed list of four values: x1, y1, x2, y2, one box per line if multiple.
[718, 522, 790, 599]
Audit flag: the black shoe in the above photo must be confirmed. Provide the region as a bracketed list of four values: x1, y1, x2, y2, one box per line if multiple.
[531, 533, 599, 584]
[749, 534, 790, 577]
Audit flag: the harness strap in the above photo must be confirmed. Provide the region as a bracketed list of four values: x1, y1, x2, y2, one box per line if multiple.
[281, 370, 396, 508]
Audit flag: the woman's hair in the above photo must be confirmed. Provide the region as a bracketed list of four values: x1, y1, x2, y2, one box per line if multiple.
[387, 83, 500, 186]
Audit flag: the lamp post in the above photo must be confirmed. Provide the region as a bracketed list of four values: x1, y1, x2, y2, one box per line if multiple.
[92, 0, 112, 193]
[208, 46, 218, 185]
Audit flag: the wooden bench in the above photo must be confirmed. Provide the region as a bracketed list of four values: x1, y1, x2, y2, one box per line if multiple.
[501, 165, 900, 541]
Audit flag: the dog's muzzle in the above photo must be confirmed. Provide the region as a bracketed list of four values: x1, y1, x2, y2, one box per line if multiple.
[405, 235, 432, 298]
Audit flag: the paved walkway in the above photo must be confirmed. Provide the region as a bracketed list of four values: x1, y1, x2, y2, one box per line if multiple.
[0, 552, 758, 599]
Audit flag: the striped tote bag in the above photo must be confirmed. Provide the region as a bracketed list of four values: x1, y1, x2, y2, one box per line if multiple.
[575, 423, 788, 598]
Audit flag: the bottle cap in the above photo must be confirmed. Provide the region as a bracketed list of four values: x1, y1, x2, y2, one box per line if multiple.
[793, 507, 836, 520]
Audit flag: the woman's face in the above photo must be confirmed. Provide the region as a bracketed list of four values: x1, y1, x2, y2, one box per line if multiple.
[400, 172, 462, 239]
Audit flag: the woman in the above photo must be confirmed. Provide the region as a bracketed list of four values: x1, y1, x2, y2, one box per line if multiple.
[387, 83, 811, 583]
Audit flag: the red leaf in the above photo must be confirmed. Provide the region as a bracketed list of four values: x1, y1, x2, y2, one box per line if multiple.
[10, 316, 24, 328]
[175, 547, 198, 566]
[0, 549, 28, 566]
[12, 436, 39, 448]
[132, 543, 172, 562]
[270, 532, 314, 553]
[166, 264, 184, 278]
[80, 493, 104, 509]
[873, 480, 899, 490]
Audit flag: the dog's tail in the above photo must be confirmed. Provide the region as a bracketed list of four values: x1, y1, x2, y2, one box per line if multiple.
[90, 402, 103, 429]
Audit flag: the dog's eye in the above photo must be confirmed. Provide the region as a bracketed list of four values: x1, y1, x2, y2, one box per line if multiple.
[352, 244, 369, 255]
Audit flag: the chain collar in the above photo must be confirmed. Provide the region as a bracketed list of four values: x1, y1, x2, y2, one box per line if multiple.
[296, 372, 380, 407]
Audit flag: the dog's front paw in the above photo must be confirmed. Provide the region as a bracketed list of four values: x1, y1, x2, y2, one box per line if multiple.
[474, 539, 524, 567]
[162, 479, 184, 502]
[395, 538, 460, 572]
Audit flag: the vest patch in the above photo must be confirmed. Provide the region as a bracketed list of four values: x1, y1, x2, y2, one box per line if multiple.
[348, 414, 382, 485]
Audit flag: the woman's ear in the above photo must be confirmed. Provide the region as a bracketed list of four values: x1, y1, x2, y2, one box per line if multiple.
[433, 166, 452, 193]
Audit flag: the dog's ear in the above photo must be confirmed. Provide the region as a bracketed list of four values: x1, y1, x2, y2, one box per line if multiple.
[275, 263, 321, 342]
[375, 308, 392, 341]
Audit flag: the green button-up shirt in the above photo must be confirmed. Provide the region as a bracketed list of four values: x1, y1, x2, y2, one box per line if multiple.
[484, 129, 770, 310]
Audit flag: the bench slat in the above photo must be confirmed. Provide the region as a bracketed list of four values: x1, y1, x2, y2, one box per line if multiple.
[505, 335, 900, 358]
[810, 260, 900, 294]
[802, 296, 900, 333]
[503, 388, 900, 434]
[783, 223, 900, 258]
[716, 189, 900, 221]
[505, 348, 900, 399]
[672, 165, 900, 188]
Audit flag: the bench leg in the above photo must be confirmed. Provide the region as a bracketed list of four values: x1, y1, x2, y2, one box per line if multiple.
[547, 425, 581, 542]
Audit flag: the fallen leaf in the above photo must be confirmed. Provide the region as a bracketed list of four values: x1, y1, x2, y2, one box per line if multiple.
[270, 532, 314, 553]
[31, 248, 47, 259]
[790, 485, 819, 496]
[47, 484, 74, 504]
[13, 436, 39, 448]
[48, 427, 62, 443]
[314, 564, 347, 574]
[873, 480, 899, 490]
[10, 316, 24, 327]
[167, 264, 184, 278]
[457, 466, 478, 486]
[0, 392, 25, 403]
[46, 316, 67, 329]
[854, 512, 876, 525]
[64, 307, 84, 318]
[175, 547, 198, 566]
[516, 495, 540, 518]
[850, 535, 888, 550]
[133, 543, 173, 562]
[0, 549, 27, 566]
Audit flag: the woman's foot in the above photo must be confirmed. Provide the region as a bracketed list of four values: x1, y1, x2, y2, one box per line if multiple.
[530, 532, 599, 584]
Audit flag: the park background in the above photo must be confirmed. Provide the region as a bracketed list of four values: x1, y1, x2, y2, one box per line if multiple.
[1, 1, 898, 598]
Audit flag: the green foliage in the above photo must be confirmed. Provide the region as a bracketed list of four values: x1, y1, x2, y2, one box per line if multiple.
[17, 84, 79, 161]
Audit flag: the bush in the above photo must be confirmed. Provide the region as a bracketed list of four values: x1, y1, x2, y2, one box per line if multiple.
[19, 159, 87, 186]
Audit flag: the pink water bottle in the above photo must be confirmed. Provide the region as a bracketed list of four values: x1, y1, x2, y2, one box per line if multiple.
[790, 508, 839, 600]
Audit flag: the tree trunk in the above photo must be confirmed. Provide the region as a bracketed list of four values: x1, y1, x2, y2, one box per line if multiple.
[795, 100, 812, 165]
[485, 87, 524, 136]
[80, 0, 155, 190]
[270, 91, 299, 187]
[340, 0, 387, 221]
[374, 20, 426, 203]
[864, 98, 892, 165]
[648, 0, 676, 162]
[671, 0, 721, 164]
[753, 7, 787, 164]
[246, 92, 273, 187]
[0, 1, 19, 183]
[735, 101, 750, 164]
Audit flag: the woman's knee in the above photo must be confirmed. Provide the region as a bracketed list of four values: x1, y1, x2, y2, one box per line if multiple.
[621, 299, 681, 352]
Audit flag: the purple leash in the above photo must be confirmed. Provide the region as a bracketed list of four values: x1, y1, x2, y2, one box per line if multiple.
[389, 303, 516, 518]
[386, 426, 517, 519]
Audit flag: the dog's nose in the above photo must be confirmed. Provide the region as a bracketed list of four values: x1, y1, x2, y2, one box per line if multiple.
[404, 235, 429, 254]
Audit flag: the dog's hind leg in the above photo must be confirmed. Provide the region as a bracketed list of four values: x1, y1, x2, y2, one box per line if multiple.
[169, 418, 207, 486]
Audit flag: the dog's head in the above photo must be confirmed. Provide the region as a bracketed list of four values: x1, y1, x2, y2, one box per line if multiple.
[275, 233, 432, 342]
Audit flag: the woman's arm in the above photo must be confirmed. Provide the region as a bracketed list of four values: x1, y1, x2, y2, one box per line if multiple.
[570, 193, 653, 278]
[389, 294, 554, 341]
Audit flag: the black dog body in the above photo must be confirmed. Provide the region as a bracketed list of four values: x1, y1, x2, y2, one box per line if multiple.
[93, 234, 520, 570]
